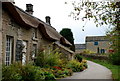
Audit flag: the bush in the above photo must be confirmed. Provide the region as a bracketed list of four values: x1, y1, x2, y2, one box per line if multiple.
[2, 63, 56, 81]
[82, 49, 96, 54]
[74, 54, 83, 62]
[2, 63, 22, 81]
[44, 72, 55, 80]
[66, 60, 84, 72]
[53, 69, 66, 78]
[109, 52, 120, 65]
[81, 60, 88, 68]
[20, 64, 45, 81]
[35, 49, 62, 68]
[35, 51, 46, 67]
[50, 66, 73, 78]
[63, 68, 73, 76]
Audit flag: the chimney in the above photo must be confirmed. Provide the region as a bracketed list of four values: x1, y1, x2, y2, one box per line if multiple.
[25, 4, 33, 15]
[45, 16, 51, 25]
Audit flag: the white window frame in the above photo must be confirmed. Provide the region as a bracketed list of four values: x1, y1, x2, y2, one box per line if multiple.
[5, 36, 12, 66]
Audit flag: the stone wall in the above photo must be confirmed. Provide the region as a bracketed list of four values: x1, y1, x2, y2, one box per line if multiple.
[2, 9, 47, 64]
[86, 41, 110, 53]
[80, 54, 109, 60]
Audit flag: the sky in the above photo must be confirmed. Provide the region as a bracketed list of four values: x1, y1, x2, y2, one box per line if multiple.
[14, 0, 109, 44]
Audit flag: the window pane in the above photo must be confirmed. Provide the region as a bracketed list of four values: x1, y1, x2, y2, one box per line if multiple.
[94, 42, 98, 45]
[5, 36, 12, 66]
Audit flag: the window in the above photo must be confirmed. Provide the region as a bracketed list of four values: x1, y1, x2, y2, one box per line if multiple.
[94, 41, 98, 45]
[22, 41, 27, 65]
[32, 44, 37, 59]
[109, 42, 113, 45]
[33, 29, 37, 39]
[15, 40, 24, 61]
[5, 36, 13, 66]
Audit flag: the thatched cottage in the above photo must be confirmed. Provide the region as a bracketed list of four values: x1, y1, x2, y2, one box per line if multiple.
[1, 1, 74, 66]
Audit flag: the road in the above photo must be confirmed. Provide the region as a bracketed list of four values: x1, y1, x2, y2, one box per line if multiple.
[58, 60, 113, 81]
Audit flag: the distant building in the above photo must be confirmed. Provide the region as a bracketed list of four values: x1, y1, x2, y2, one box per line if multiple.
[75, 44, 86, 53]
[85, 36, 111, 54]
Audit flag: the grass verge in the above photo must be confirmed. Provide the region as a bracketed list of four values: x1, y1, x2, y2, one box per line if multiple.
[84, 57, 120, 81]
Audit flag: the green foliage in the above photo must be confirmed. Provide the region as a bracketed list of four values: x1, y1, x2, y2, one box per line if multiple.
[66, 60, 87, 72]
[82, 49, 96, 54]
[63, 69, 73, 76]
[60, 28, 74, 44]
[35, 51, 45, 67]
[35, 49, 63, 68]
[20, 64, 45, 81]
[109, 52, 120, 65]
[52, 68, 73, 78]
[2, 63, 45, 81]
[74, 54, 83, 62]
[60, 28, 75, 51]
[44, 72, 55, 80]
[2, 63, 22, 81]
[2, 47, 88, 80]
[67, 1, 117, 27]
[107, 29, 120, 65]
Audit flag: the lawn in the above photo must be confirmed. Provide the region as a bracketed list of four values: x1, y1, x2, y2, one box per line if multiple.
[84, 57, 120, 81]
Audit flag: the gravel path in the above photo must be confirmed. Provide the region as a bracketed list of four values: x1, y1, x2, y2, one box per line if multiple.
[58, 60, 112, 81]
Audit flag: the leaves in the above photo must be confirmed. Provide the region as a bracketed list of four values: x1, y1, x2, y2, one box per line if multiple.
[67, 1, 117, 28]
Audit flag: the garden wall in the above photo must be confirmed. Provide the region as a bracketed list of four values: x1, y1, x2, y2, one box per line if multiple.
[79, 54, 109, 60]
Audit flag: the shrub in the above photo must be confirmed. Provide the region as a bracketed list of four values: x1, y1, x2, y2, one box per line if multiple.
[53, 69, 66, 78]
[82, 49, 96, 54]
[109, 52, 120, 65]
[2, 63, 22, 81]
[20, 64, 45, 81]
[81, 60, 88, 68]
[74, 54, 83, 62]
[44, 72, 55, 80]
[2, 63, 47, 81]
[35, 51, 46, 67]
[46, 51, 62, 67]
[66, 60, 84, 72]
[63, 69, 73, 76]
[35, 49, 62, 68]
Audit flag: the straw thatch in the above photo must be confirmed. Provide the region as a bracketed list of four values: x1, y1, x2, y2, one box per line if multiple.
[2, 2, 72, 46]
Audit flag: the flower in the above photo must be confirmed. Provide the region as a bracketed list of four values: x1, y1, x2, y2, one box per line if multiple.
[53, 66, 62, 70]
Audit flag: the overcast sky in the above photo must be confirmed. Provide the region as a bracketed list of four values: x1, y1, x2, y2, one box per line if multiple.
[14, 0, 109, 44]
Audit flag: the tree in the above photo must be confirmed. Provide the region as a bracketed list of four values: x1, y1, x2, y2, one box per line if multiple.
[65, 1, 120, 65]
[60, 28, 75, 51]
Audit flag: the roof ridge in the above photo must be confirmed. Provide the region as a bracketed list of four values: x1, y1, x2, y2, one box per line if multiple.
[14, 5, 56, 30]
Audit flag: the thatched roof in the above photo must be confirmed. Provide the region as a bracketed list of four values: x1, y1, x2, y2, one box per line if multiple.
[54, 42, 74, 54]
[2, 2, 72, 46]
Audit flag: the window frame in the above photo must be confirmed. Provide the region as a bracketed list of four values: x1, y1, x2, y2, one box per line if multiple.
[32, 44, 37, 59]
[94, 41, 98, 45]
[5, 36, 13, 66]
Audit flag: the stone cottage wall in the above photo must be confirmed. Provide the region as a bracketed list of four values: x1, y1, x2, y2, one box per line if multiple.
[2, 9, 44, 64]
